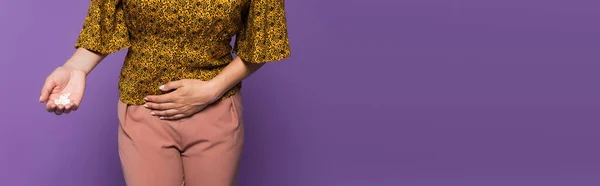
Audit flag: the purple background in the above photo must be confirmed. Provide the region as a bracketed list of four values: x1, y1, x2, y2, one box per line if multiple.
[1, 0, 599, 185]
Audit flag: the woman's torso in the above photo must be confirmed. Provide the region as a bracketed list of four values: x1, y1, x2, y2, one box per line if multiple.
[75, 0, 290, 105]
[120, 0, 250, 104]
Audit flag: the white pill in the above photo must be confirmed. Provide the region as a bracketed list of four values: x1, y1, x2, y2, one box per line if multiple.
[54, 93, 72, 105]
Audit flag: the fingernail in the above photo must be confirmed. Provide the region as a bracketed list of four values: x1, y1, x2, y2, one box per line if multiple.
[150, 112, 155, 116]
[143, 104, 148, 108]
[159, 85, 165, 90]
[39, 95, 43, 102]
[144, 97, 148, 101]
[159, 117, 165, 120]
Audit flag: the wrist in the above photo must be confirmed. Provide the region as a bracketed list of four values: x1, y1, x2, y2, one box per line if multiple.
[62, 61, 90, 76]
[207, 78, 230, 98]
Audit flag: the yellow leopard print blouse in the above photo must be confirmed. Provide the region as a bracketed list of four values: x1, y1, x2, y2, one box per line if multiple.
[75, 0, 291, 105]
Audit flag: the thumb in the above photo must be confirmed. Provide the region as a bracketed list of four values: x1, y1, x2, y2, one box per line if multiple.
[40, 77, 56, 102]
[160, 80, 185, 91]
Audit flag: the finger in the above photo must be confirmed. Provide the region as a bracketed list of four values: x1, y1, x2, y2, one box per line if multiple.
[144, 102, 178, 110]
[71, 104, 79, 111]
[64, 103, 77, 113]
[150, 109, 180, 117]
[65, 104, 72, 111]
[160, 79, 187, 92]
[54, 104, 65, 115]
[64, 99, 79, 109]
[40, 77, 56, 103]
[160, 114, 188, 120]
[69, 99, 81, 111]
[145, 94, 177, 103]
[46, 101, 56, 112]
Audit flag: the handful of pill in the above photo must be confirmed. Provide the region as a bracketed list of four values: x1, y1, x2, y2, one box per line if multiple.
[54, 93, 72, 105]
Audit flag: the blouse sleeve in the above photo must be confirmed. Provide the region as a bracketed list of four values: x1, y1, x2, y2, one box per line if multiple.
[233, 0, 291, 63]
[74, 0, 130, 54]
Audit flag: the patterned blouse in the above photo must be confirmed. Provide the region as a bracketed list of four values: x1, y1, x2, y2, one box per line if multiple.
[75, 0, 291, 105]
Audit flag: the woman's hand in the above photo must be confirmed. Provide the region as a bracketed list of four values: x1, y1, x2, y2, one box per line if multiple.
[40, 66, 87, 115]
[143, 79, 223, 120]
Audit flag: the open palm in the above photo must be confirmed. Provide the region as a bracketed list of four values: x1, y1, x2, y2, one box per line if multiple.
[40, 66, 86, 115]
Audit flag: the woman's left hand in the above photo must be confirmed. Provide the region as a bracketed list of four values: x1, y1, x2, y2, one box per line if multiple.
[144, 79, 222, 120]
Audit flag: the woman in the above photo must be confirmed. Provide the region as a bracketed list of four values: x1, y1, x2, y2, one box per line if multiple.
[39, 0, 290, 185]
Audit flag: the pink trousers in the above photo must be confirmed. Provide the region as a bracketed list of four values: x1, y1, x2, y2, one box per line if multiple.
[117, 93, 244, 186]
